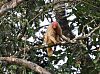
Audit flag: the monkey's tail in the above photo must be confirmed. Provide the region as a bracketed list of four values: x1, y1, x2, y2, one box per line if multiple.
[47, 48, 53, 57]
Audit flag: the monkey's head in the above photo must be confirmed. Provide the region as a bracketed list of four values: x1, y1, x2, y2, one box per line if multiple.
[52, 21, 58, 29]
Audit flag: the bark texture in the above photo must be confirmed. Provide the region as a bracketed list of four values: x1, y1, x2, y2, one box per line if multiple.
[0, 0, 23, 16]
[0, 57, 51, 74]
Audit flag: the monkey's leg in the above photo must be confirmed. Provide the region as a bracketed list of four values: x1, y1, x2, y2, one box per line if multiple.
[47, 48, 53, 57]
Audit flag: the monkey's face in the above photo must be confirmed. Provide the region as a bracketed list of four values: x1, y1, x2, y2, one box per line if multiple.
[52, 21, 58, 29]
[52, 25, 57, 29]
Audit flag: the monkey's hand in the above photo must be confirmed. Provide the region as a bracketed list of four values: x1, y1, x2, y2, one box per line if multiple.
[49, 36, 57, 44]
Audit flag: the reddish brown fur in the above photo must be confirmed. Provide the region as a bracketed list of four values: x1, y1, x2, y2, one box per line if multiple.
[44, 22, 62, 56]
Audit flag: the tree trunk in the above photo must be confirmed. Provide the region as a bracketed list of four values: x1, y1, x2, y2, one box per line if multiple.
[53, 0, 75, 39]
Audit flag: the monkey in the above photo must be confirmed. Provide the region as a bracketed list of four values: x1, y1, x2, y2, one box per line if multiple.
[44, 21, 70, 57]
[44, 21, 61, 57]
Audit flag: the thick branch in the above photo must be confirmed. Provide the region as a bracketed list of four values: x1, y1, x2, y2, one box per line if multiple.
[0, 0, 23, 16]
[0, 57, 51, 74]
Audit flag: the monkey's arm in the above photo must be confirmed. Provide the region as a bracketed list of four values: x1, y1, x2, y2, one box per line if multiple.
[61, 35, 71, 42]
[49, 35, 57, 44]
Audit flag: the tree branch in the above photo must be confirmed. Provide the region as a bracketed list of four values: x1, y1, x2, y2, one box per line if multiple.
[0, 0, 23, 16]
[0, 57, 51, 74]
[73, 25, 100, 40]
[34, 25, 100, 49]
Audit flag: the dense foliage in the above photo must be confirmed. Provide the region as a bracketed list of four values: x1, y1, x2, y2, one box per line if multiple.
[0, 0, 100, 74]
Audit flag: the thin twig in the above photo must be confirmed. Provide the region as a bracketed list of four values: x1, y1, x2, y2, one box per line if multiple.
[74, 25, 100, 40]
[82, 19, 95, 34]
